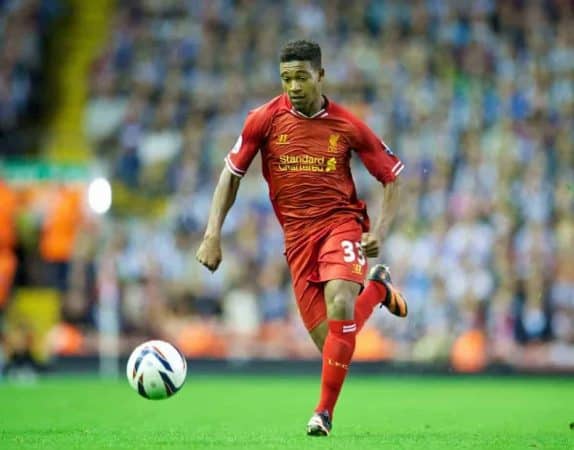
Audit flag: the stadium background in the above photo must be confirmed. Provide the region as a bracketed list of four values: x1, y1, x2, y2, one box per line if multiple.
[0, 0, 573, 378]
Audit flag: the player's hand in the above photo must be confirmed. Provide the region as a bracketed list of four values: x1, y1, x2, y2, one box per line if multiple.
[360, 232, 380, 258]
[196, 235, 222, 272]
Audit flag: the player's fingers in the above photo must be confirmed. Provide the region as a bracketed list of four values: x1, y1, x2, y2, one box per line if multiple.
[196, 254, 215, 271]
[361, 233, 378, 245]
[365, 247, 379, 257]
[364, 240, 379, 257]
[360, 240, 373, 252]
[363, 244, 376, 256]
[208, 257, 222, 272]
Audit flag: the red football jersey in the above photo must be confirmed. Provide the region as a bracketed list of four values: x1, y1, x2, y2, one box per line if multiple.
[225, 94, 404, 249]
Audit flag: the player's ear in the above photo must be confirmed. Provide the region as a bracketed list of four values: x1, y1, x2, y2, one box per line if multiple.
[318, 67, 325, 81]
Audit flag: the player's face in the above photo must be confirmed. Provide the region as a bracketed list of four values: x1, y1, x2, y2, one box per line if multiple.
[279, 60, 324, 116]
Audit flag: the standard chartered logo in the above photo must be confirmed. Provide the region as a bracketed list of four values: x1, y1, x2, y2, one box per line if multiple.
[278, 155, 337, 173]
[326, 157, 336, 172]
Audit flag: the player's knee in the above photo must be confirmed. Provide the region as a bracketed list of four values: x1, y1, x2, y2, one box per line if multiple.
[325, 291, 355, 319]
[324, 279, 360, 320]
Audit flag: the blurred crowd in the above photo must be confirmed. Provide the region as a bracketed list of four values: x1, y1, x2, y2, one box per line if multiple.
[0, 0, 61, 156]
[80, 0, 574, 368]
[2, 0, 573, 372]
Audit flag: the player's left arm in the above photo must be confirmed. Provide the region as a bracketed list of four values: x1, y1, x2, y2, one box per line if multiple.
[365, 178, 401, 254]
[360, 178, 401, 258]
[351, 120, 404, 257]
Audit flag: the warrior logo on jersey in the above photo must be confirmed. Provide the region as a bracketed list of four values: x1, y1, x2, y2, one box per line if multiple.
[277, 134, 289, 145]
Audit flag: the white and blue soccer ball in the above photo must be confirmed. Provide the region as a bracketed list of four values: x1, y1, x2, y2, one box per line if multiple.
[126, 340, 187, 400]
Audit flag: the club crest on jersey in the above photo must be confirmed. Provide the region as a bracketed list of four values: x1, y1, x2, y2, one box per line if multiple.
[277, 134, 289, 145]
[328, 134, 340, 152]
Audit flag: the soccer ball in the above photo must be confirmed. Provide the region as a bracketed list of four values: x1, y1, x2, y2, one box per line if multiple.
[126, 340, 187, 400]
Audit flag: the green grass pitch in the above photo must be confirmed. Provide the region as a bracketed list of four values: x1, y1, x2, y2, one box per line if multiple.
[0, 375, 572, 449]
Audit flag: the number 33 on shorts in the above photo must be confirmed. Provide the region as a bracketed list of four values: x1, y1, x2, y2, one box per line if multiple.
[340, 240, 366, 274]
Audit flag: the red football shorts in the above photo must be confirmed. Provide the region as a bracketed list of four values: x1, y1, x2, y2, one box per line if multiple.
[285, 220, 368, 332]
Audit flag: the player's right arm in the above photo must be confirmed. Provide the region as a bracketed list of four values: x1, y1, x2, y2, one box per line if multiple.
[196, 103, 271, 272]
[196, 168, 241, 272]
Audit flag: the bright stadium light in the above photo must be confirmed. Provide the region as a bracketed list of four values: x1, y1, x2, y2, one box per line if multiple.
[88, 177, 112, 214]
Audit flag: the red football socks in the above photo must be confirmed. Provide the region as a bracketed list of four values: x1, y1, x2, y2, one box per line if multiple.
[354, 281, 388, 332]
[315, 319, 357, 418]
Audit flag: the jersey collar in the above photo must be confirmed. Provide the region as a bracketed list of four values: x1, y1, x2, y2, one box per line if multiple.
[286, 95, 329, 119]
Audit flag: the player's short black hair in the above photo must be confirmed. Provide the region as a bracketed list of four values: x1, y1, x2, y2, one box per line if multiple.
[279, 40, 322, 70]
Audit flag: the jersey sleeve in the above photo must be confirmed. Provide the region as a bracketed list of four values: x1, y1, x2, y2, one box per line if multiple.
[224, 106, 270, 177]
[351, 120, 404, 185]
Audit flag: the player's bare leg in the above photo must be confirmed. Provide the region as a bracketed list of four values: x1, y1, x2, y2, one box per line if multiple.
[309, 321, 328, 352]
[310, 264, 408, 349]
[306, 279, 360, 436]
[306, 265, 408, 435]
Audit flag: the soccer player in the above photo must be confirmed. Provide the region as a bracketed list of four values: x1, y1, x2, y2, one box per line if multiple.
[196, 40, 407, 436]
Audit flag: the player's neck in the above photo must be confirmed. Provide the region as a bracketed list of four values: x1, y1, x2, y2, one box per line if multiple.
[296, 95, 325, 117]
